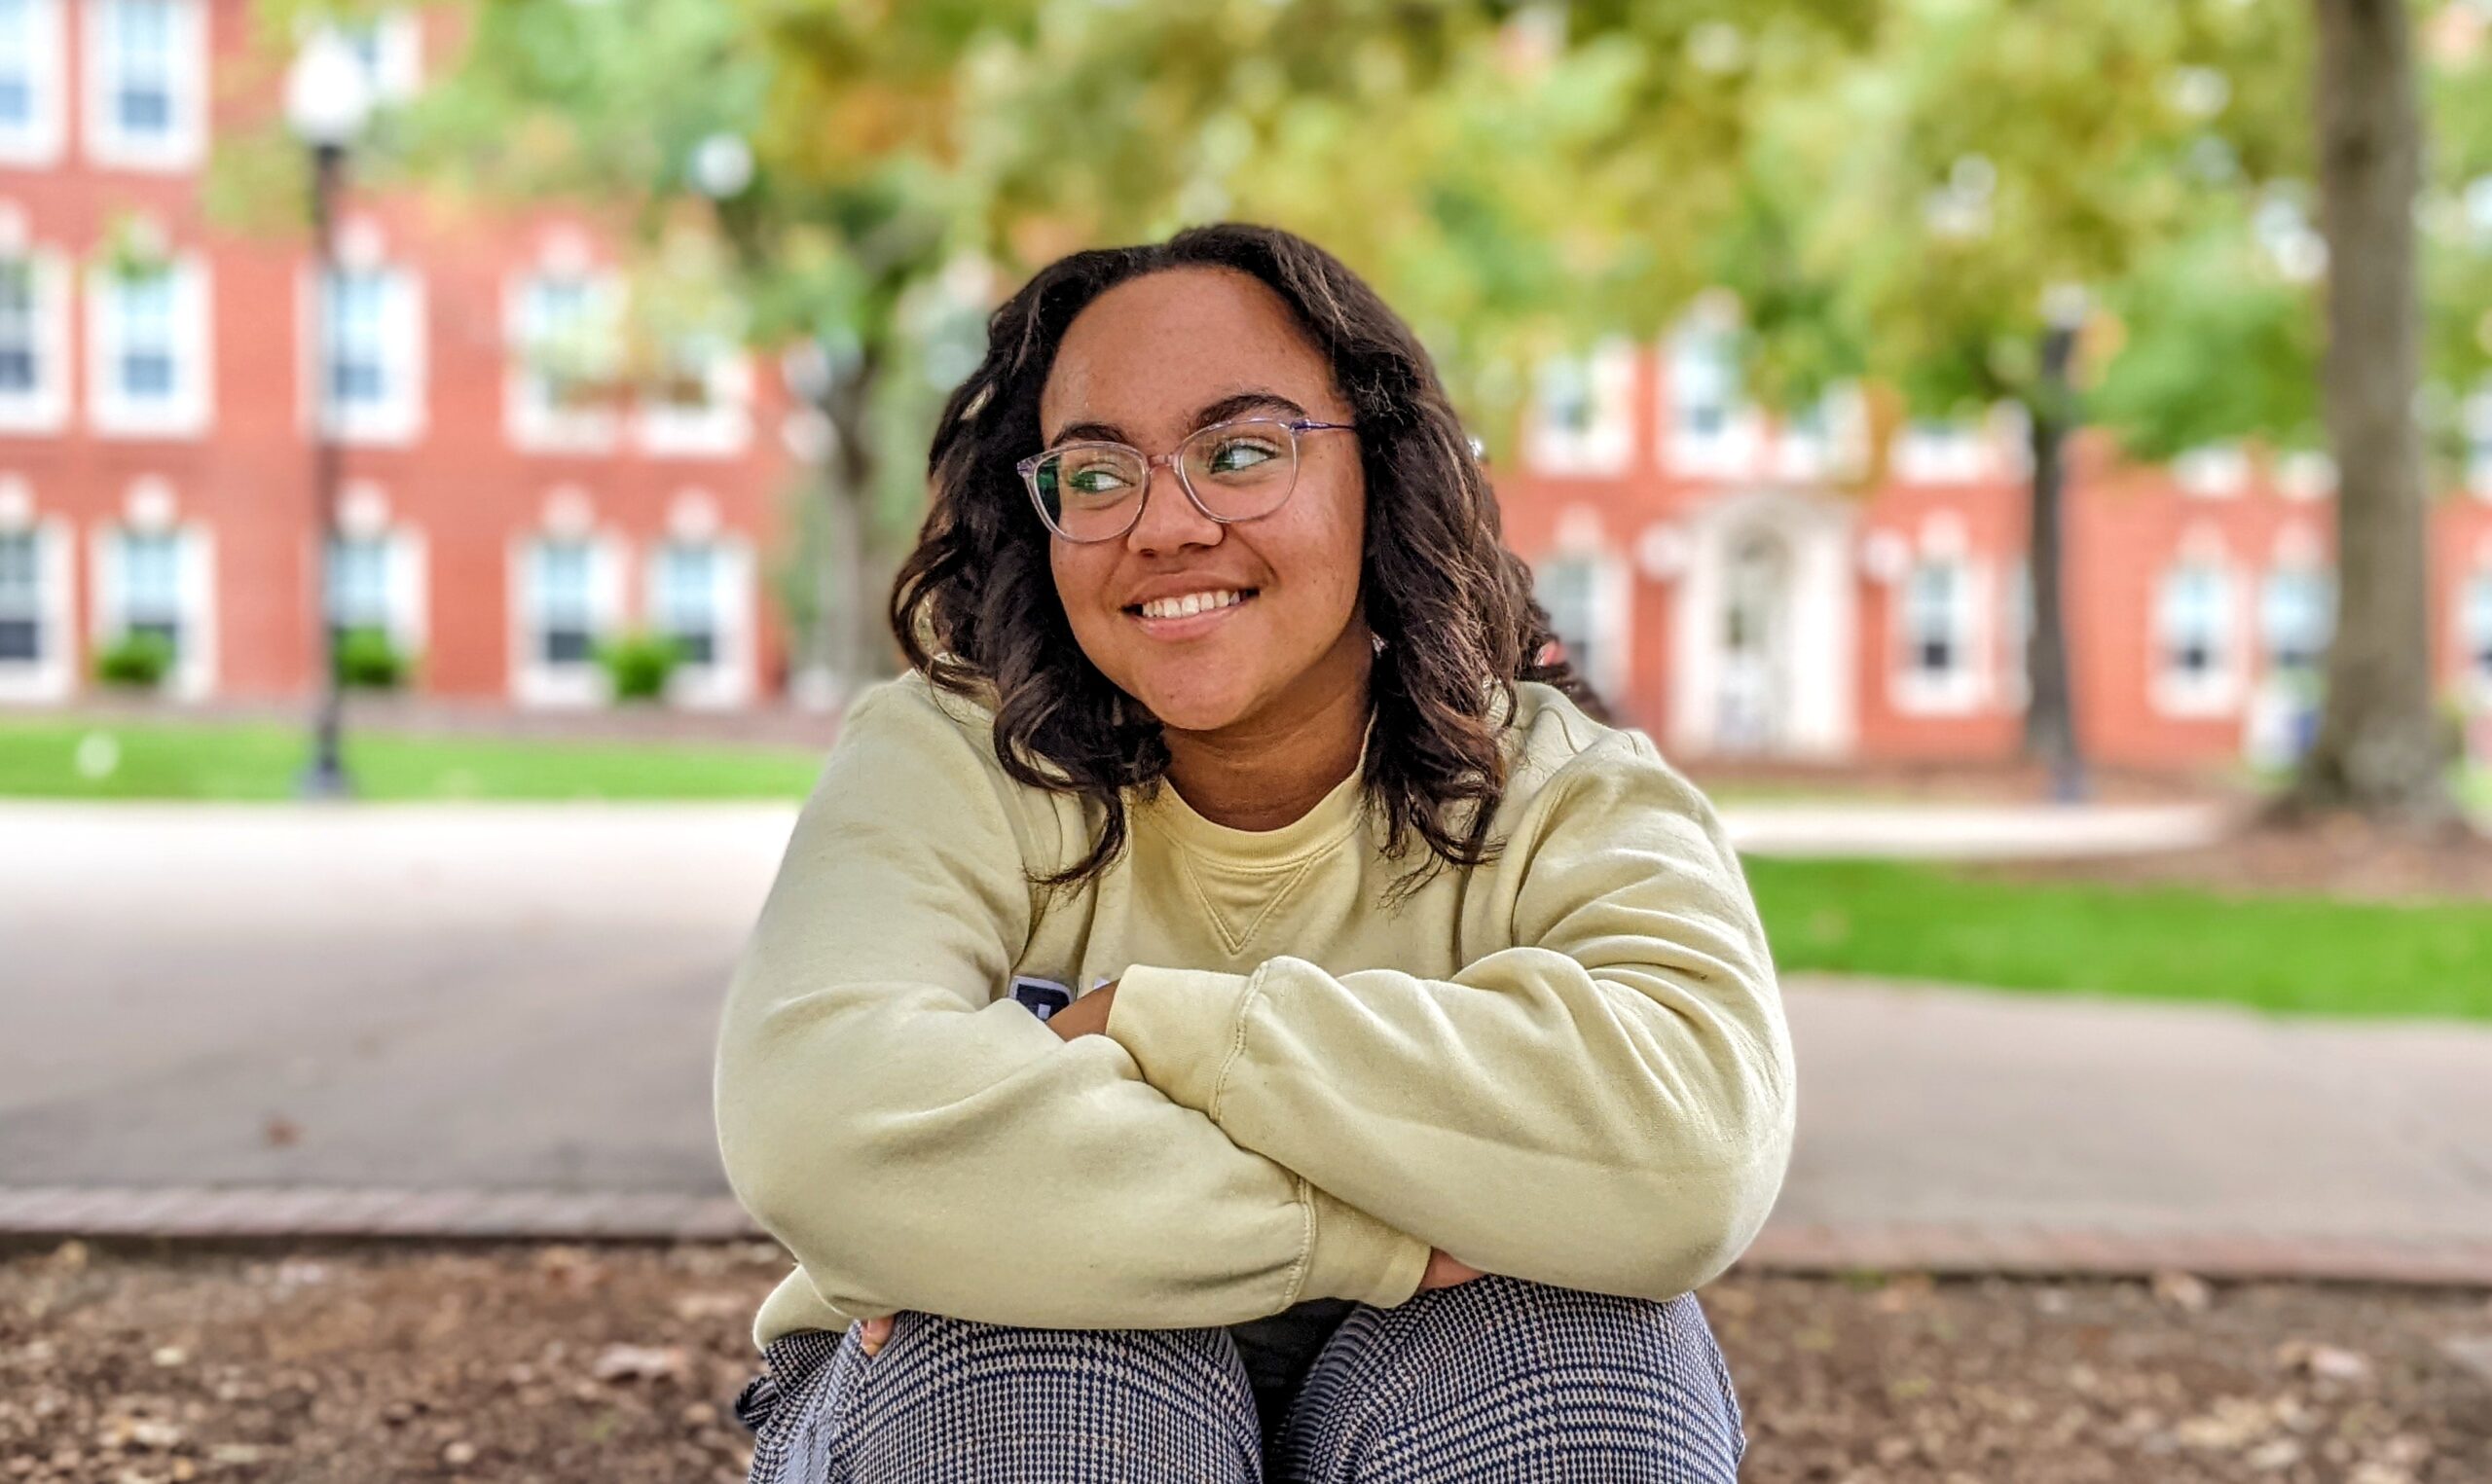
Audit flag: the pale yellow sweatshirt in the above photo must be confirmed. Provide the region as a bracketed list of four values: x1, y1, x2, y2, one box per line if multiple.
[715, 670, 1795, 1349]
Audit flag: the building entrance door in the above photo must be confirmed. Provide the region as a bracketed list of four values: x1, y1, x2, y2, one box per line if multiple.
[1715, 530, 1791, 754]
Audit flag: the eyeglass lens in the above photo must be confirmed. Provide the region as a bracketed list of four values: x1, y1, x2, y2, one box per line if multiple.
[1033, 419, 1301, 541]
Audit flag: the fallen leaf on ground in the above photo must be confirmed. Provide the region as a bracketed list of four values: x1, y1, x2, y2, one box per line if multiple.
[2440, 1334, 2492, 1386]
[592, 1344, 689, 1383]
[2278, 1340, 2372, 1383]
[2151, 1270, 2212, 1312]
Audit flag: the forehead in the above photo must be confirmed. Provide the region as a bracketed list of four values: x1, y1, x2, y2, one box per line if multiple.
[1041, 267, 1338, 433]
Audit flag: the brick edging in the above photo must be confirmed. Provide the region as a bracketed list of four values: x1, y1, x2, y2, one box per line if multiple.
[5, 1185, 2490, 1288]
[1736, 1221, 2492, 1287]
[0, 1185, 756, 1244]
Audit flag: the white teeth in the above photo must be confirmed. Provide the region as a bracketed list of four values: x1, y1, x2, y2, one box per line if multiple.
[1139, 589, 1245, 620]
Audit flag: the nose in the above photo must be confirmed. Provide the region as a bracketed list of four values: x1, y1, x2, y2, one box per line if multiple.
[1123, 457, 1223, 557]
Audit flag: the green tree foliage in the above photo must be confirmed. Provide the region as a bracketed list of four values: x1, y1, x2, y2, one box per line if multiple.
[2088, 207, 2325, 460]
[2421, 15, 2492, 477]
[1726, 0, 2303, 412]
[1707, 0, 2321, 798]
[268, 0, 1860, 697]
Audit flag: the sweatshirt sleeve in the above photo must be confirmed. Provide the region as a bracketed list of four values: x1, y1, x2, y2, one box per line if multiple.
[1103, 731, 1795, 1303]
[713, 680, 1429, 1333]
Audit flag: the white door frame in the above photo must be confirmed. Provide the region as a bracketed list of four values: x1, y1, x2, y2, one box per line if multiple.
[1669, 488, 1858, 760]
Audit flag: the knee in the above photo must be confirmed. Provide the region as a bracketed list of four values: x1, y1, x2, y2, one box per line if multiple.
[839, 1314, 1263, 1483]
[1283, 1279, 1746, 1481]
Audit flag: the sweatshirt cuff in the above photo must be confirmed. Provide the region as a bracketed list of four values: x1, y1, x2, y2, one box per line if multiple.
[1105, 963, 1263, 1115]
[1297, 1181, 1430, 1308]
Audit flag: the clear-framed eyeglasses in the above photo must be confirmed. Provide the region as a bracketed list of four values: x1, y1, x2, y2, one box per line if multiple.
[1015, 416, 1358, 544]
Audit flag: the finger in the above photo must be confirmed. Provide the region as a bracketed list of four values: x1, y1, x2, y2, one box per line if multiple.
[860, 1315, 894, 1357]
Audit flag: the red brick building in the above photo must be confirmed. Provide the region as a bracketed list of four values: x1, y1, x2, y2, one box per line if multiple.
[1493, 318, 2492, 773]
[4, 2, 2490, 778]
[0, 1, 792, 711]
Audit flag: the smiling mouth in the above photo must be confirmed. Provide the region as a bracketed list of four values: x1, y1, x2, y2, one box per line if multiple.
[1123, 588, 1260, 621]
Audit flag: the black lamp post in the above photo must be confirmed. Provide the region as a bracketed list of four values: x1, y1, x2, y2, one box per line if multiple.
[285, 33, 373, 799]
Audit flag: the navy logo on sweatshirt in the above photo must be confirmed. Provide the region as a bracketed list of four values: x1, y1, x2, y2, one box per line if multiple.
[1009, 976, 1073, 1021]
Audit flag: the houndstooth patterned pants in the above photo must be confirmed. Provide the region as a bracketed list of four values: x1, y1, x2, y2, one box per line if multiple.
[732, 1276, 1746, 1482]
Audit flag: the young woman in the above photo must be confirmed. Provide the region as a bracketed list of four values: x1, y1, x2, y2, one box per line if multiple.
[716, 222, 1795, 1482]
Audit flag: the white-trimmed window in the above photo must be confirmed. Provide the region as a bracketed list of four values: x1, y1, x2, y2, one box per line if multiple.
[82, 0, 206, 172]
[513, 529, 622, 706]
[507, 270, 623, 452]
[1894, 557, 1984, 713]
[0, 257, 39, 392]
[636, 333, 752, 457]
[2175, 444, 2252, 498]
[2463, 573, 2492, 703]
[2152, 559, 2241, 715]
[1663, 320, 1756, 476]
[325, 490, 427, 665]
[2277, 450, 2336, 502]
[1534, 549, 1629, 700]
[531, 538, 594, 666]
[0, 525, 39, 664]
[0, 524, 40, 664]
[649, 537, 754, 706]
[1523, 340, 1633, 476]
[0, 512, 69, 701]
[322, 529, 424, 672]
[326, 533, 388, 641]
[94, 519, 213, 696]
[1894, 417, 1990, 484]
[314, 265, 424, 444]
[118, 526, 179, 649]
[2259, 567, 2333, 679]
[88, 255, 211, 436]
[653, 541, 718, 667]
[0, 0, 65, 165]
[0, 248, 68, 432]
[1774, 384, 1867, 483]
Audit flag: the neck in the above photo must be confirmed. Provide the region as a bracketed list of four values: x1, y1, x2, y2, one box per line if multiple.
[1161, 632, 1373, 833]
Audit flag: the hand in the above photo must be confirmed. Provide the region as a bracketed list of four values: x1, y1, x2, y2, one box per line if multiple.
[858, 1314, 896, 1357]
[1416, 1248, 1486, 1291]
[1045, 981, 1118, 1041]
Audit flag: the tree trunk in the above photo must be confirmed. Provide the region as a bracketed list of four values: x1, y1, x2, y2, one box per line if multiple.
[2287, 0, 2455, 829]
[815, 347, 884, 707]
[2024, 322, 2086, 803]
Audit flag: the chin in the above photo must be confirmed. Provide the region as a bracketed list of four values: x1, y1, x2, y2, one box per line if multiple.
[1126, 672, 1259, 734]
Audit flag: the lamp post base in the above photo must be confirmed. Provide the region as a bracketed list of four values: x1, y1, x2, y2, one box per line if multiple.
[297, 754, 352, 800]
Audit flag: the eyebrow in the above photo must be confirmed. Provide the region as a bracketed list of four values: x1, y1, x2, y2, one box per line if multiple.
[1046, 390, 1308, 448]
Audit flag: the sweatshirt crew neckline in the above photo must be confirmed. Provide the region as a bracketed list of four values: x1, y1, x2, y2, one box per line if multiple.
[1138, 752, 1370, 864]
[1135, 706, 1380, 864]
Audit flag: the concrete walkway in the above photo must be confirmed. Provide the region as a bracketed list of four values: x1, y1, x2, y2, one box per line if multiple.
[4, 802, 2484, 1284]
[1724, 800, 2228, 859]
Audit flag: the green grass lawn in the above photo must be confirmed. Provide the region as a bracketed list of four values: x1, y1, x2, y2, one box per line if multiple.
[1744, 855, 2492, 1021]
[0, 717, 824, 802]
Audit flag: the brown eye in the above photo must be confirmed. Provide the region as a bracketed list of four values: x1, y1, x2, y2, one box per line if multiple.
[1203, 437, 1282, 476]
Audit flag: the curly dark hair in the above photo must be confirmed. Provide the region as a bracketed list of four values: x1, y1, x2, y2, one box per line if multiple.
[890, 220, 1600, 899]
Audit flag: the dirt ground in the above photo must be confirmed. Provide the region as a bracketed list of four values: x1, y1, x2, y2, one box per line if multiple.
[1995, 815, 2492, 903]
[6, 1242, 2491, 1483]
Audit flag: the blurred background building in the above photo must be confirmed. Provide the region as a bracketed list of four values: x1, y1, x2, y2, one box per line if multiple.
[1498, 334, 2492, 773]
[0, 1, 791, 716]
[1, 0, 2489, 779]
